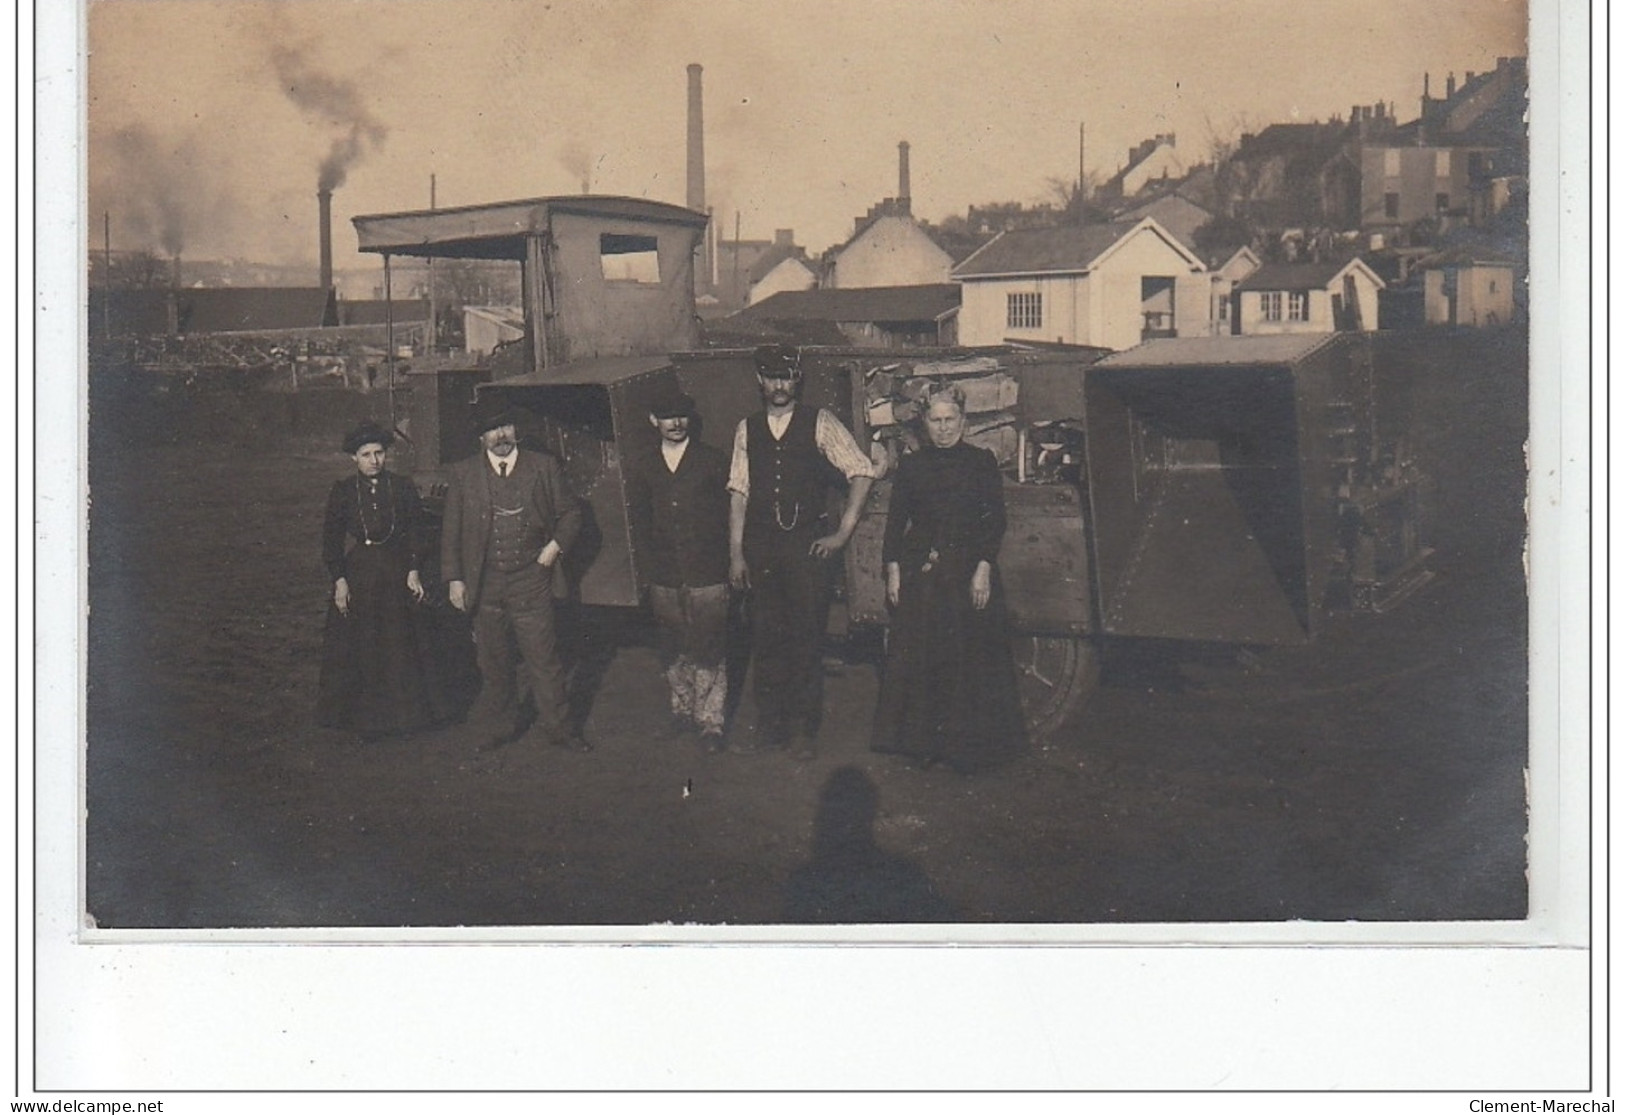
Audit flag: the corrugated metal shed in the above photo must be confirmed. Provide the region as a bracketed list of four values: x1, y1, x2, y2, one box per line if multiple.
[1094, 333, 1337, 368]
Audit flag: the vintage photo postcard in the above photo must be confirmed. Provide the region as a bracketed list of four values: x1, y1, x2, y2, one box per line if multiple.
[29, 0, 1594, 1095]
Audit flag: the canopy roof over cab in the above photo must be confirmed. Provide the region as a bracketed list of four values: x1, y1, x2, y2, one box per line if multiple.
[352, 195, 710, 261]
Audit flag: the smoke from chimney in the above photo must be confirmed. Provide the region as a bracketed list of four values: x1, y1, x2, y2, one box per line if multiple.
[558, 140, 595, 195]
[687, 63, 710, 294]
[271, 44, 388, 193]
[101, 124, 196, 257]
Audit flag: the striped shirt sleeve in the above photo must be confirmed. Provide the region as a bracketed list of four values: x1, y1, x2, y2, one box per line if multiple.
[815, 409, 879, 481]
[726, 418, 751, 498]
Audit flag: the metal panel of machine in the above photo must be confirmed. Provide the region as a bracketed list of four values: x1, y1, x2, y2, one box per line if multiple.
[477, 357, 683, 607]
[1083, 335, 1348, 645]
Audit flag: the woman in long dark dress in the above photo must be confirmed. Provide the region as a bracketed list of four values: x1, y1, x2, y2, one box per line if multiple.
[316, 420, 449, 739]
[871, 385, 1026, 772]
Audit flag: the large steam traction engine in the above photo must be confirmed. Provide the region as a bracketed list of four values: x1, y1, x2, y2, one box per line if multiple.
[352, 195, 1433, 740]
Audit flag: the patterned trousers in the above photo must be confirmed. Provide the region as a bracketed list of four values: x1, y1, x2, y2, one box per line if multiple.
[648, 582, 730, 734]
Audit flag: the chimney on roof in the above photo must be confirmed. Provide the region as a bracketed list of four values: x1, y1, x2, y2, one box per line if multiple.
[898, 140, 911, 209]
[317, 187, 333, 294]
[686, 63, 710, 294]
[1446, 72, 1457, 98]
[1466, 71, 1475, 84]
[774, 228, 794, 247]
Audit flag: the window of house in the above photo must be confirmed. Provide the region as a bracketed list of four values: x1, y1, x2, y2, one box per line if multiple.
[1217, 294, 1230, 323]
[1489, 279, 1498, 293]
[1384, 149, 1400, 177]
[1435, 149, 1452, 177]
[1262, 292, 1283, 322]
[1007, 291, 1042, 330]
[1288, 291, 1309, 321]
[599, 234, 661, 283]
[1384, 192, 1400, 219]
[1436, 192, 1451, 212]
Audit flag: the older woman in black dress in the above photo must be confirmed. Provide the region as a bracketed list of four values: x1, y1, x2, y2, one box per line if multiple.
[316, 420, 448, 739]
[871, 384, 1026, 772]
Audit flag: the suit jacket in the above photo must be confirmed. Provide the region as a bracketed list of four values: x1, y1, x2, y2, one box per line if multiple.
[441, 448, 584, 609]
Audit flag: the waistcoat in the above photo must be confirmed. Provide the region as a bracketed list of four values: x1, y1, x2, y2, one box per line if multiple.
[745, 406, 828, 538]
[487, 466, 545, 573]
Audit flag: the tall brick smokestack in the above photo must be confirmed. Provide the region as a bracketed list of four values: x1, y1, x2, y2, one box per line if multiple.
[687, 63, 710, 294]
[898, 140, 911, 210]
[318, 188, 334, 293]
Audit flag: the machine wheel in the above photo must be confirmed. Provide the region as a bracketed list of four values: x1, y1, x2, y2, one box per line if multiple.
[1012, 634, 1100, 743]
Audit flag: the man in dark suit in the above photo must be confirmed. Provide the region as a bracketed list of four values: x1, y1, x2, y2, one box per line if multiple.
[442, 398, 589, 752]
[625, 384, 732, 751]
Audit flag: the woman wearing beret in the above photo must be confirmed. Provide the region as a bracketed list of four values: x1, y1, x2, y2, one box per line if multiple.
[316, 420, 449, 739]
[870, 384, 1026, 772]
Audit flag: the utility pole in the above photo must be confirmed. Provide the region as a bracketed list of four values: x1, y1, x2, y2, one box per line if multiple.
[426, 174, 438, 354]
[1078, 121, 1087, 212]
[384, 254, 395, 425]
[102, 211, 112, 339]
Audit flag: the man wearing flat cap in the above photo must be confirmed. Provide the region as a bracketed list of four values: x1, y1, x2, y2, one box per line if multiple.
[728, 344, 877, 758]
[441, 395, 588, 752]
[625, 382, 733, 750]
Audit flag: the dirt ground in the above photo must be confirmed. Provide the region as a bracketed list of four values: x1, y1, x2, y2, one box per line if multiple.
[83, 333, 1529, 928]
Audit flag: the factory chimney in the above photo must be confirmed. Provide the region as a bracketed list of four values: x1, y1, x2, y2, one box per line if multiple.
[318, 187, 334, 294]
[898, 140, 911, 212]
[687, 63, 711, 294]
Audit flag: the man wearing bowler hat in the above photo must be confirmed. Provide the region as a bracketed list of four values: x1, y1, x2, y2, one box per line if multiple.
[441, 395, 589, 752]
[728, 344, 876, 759]
[625, 382, 733, 750]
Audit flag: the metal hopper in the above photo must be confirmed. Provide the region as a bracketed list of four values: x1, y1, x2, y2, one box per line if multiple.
[1083, 334, 1391, 645]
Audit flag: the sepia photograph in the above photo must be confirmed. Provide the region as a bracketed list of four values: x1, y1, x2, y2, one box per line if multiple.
[30, 0, 1602, 1098]
[75, 0, 1539, 935]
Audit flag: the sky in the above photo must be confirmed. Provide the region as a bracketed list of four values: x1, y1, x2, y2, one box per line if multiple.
[84, 0, 1528, 276]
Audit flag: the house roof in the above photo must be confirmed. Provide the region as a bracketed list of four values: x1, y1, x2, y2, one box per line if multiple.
[1113, 194, 1214, 252]
[952, 218, 1203, 278]
[1414, 245, 1517, 269]
[734, 283, 960, 324]
[1236, 122, 1347, 160]
[746, 243, 813, 285]
[1234, 258, 1383, 292]
[1094, 333, 1339, 369]
[337, 299, 429, 326]
[175, 287, 333, 333]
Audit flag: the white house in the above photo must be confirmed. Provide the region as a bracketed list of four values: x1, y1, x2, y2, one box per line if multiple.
[1420, 251, 1515, 326]
[951, 218, 1209, 350]
[746, 253, 819, 306]
[1233, 258, 1385, 334]
[826, 210, 954, 289]
[1208, 246, 1262, 335]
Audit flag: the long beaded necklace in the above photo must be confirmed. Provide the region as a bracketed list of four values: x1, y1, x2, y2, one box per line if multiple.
[355, 472, 397, 546]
